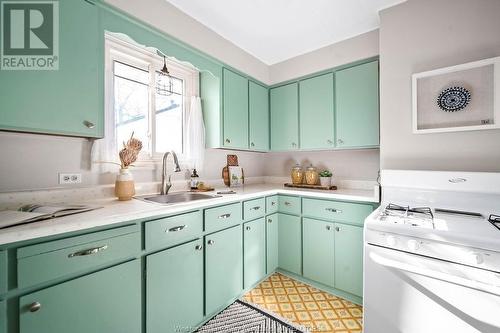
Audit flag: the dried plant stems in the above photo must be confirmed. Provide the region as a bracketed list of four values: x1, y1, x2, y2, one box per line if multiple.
[119, 132, 143, 169]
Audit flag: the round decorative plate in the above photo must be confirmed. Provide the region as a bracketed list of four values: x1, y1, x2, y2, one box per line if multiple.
[437, 86, 471, 112]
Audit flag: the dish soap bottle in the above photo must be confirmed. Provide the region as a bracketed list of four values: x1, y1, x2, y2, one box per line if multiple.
[190, 169, 200, 190]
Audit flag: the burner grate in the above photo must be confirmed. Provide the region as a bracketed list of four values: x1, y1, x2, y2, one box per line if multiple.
[385, 203, 434, 219]
[489, 214, 500, 231]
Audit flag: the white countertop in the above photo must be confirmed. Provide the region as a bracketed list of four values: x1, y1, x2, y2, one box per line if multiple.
[0, 183, 378, 246]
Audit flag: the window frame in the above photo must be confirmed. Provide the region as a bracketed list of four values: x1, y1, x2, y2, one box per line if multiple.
[105, 34, 199, 165]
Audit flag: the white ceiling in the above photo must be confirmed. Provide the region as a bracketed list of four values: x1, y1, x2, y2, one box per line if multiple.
[165, 0, 406, 65]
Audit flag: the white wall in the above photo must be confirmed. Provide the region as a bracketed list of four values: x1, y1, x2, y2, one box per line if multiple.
[0, 132, 265, 192]
[263, 149, 380, 181]
[379, 0, 500, 171]
[105, 0, 270, 84]
[269, 30, 379, 84]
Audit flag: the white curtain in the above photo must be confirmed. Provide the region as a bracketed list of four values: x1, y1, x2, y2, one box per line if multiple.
[91, 101, 119, 173]
[186, 96, 205, 171]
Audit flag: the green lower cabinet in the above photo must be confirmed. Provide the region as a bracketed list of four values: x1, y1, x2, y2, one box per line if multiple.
[266, 214, 279, 274]
[19, 260, 141, 333]
[277, 214, 301, 275]
[303, 218, 335, 287]
[0, 300, 5, 333]
[146, 239, 204, 333]
[205, 225, 243, 316]
[243, 218, 266, 289]
[334, 223, 364, 297]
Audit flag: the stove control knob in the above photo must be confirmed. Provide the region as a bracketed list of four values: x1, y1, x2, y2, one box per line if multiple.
[472, 253, 484, 265]
[386, 235, 397, 247]
[407, 239, 420, 251]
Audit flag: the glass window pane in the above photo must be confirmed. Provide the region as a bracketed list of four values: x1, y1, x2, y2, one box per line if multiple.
[114, 61, 149, 84]
[155, 92, 183, 153]
[114, 75, 149, 153]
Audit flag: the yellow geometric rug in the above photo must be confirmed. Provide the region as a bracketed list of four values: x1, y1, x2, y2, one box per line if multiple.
[242, 272, 363, 333]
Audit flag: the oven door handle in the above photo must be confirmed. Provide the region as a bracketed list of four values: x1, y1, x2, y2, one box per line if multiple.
[369, 251, 500, 295]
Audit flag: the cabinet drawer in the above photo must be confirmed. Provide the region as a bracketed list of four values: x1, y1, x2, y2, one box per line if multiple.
[0, 251, 6, 295]
[17, 225, 140, 288]
[266, 195, 278, 214]
[145, 211, 202, 250]
[243, 198, 265, 221]
[278, 195, 301, 215]
[302, 198, 373, 225]
[204, 203, 242, 233]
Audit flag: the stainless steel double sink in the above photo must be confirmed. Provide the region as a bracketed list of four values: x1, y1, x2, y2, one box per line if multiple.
[135, 192, 221, 205]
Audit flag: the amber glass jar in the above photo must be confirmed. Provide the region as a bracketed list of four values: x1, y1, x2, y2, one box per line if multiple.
[305, 165, 319, 185]
[291, 164, 304, 184]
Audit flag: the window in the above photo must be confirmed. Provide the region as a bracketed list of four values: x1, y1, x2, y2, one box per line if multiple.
[105, 35, 198, 161]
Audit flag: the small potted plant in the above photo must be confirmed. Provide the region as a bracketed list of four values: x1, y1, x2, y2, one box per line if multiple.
[319, 170, 333, 187]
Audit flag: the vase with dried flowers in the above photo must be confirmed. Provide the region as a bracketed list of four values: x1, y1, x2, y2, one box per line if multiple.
[115, 132, 143, 201]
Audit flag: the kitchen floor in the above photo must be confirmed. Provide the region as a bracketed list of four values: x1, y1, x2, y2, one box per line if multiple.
[243, 273, 363, 333]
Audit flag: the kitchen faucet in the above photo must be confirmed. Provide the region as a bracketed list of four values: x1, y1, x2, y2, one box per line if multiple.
[160, 151, 181, 195]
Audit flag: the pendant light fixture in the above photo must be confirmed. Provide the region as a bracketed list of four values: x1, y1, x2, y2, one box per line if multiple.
[156, 55, 173, 96]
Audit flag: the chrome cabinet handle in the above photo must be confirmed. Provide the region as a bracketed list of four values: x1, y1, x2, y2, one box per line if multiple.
[195, 245, 203, 251]
[335, 226, 340, 232]
[284, 202, 291, 206]
[246, 226, 251, 231]
[29, 302, 41, 313]
[337, 139, 344, 144]
[251, 142, 255, 147]
[327, 139, 333, 145]
[225, 138, 231, 144]
[166, 225, 186, 233]
[68, 245, 108, 258]
[325, 208, 342, 213]
[291, 142, 297, 147]
[207, 240, 215, 245]
[218, 213, 231, 219]
[268, 219, 273, 223]
[83, 120, 95, 129]
[271, 201, 276, 206]
[250, 206, 261, 211]
[326, 225, 332, 231]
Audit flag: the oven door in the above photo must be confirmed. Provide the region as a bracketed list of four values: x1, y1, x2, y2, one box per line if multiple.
[363, 244, 500, 333]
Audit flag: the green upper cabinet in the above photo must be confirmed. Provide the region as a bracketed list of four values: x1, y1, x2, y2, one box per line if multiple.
[249, 81, 269, 151]
[223, 68, 249, 149]
[205, 225, 243, 316]
[270, 83, 299, 151]
[19, 260, 141, 333]
[243, 218, 266, 289]
[146, 239, 204, 333]
[334, 223, 364, 297]
[0, 0, 103, 138]
[303, 218, 335, 287]
[299, 73, 335, 149]
[335, 60, 379, 148]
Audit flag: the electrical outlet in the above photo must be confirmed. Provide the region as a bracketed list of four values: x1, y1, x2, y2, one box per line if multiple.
[59, 173, 82, 185]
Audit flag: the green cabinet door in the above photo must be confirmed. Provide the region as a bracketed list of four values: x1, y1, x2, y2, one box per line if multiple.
[249, 81, 269, 151]
[243, 218, 266, 289]
[299, 73, 335, 149]
[0, 300, 5, 333]
[223, 68, 249, 149]
[146, 239, 204, 333]
[335, 61, 379, 148]
[303, 218, 335, 287]
[266, 213, 279, 274]
[277, 213, 301, 275]
[0, 0, 103, 138]
[270, 83, 299, 151]
[19, 260, 141, 333]
[334, 223, 364, 297]
[205, 225, 243, 316]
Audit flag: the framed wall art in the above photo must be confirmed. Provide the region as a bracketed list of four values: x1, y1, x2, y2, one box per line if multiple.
[412, 56, 500, 133]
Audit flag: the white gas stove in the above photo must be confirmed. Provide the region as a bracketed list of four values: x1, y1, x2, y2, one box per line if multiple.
[363, 170, 500, 333]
